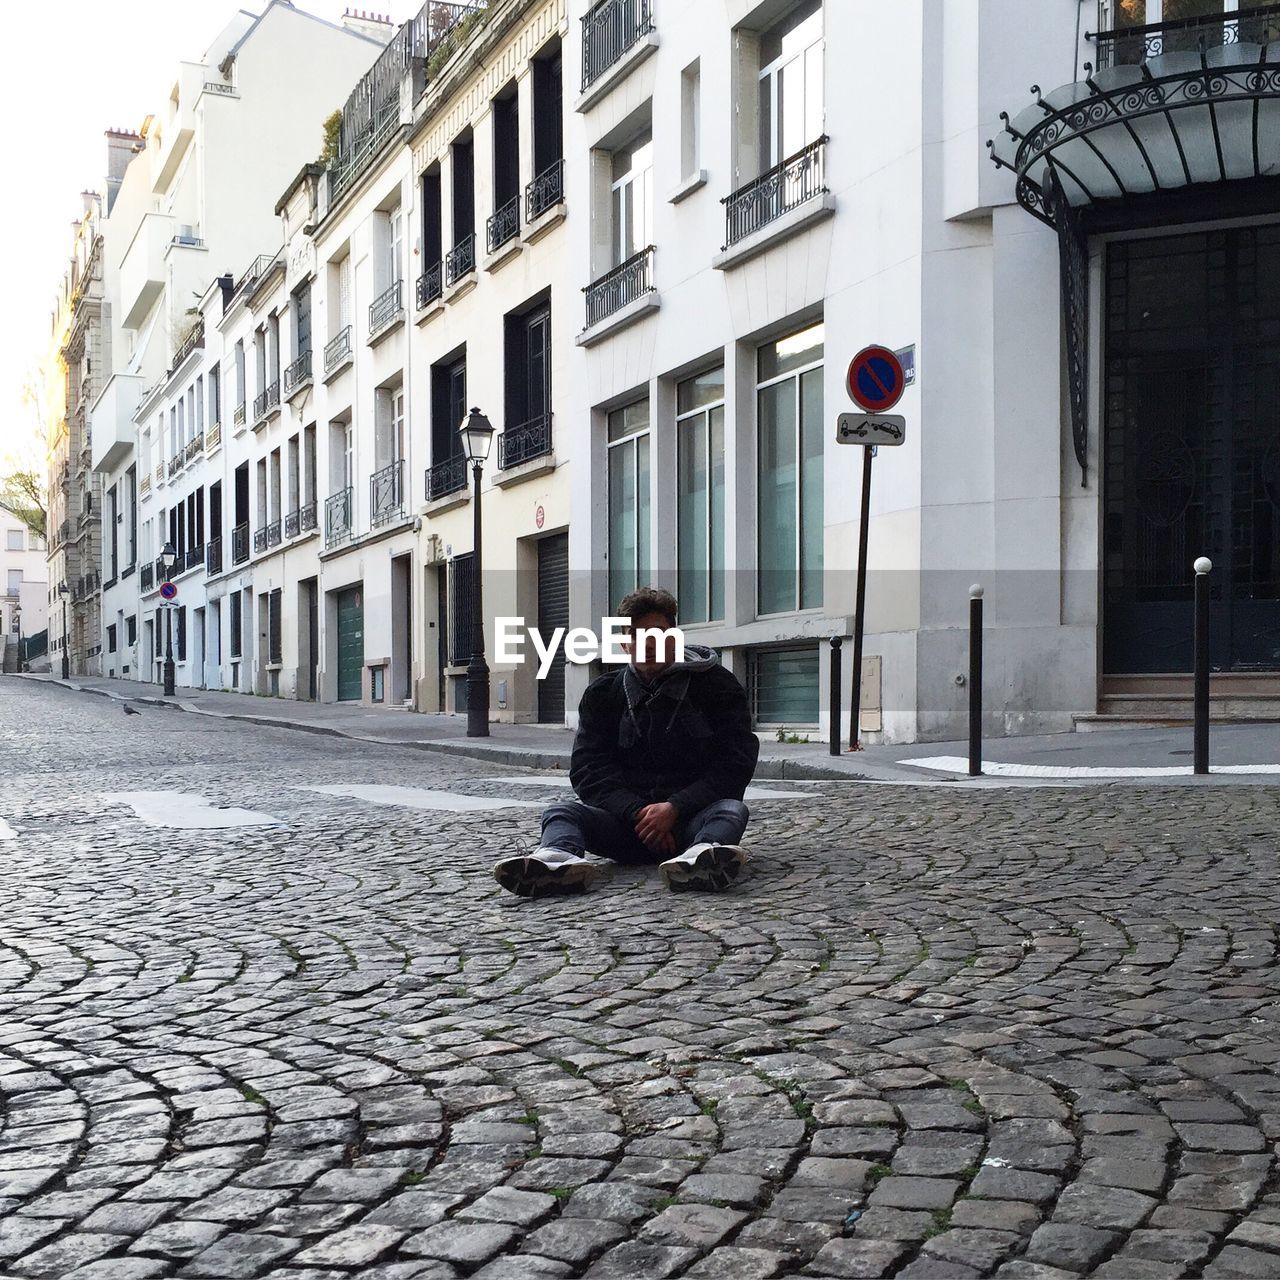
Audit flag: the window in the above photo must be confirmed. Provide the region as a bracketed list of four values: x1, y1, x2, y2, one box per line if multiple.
[681, 59, 701, 180]
[505, 302, 552, 429]
[758, 0, 823, 170]
[268, 589, 282, 664]
[611, 132, 653, 267]
[126, 616, 137, 646]
[677, 366, 726, 623]
[606, 399, 651, 605]
[376, 386, 406, 469]
[28, 532, 44, 551]
[6, 569, 21, 594]
[757, 321, 824, 615]
[176, 607, 187, 662]
[230, 592, 242, 659]
[432, 352, 467, 466]
[209, 365, 221, 425]
[389, 207, 403, 288]
[5, 530, 21, 552]
[195, 379, 204, 434]
[177, 397, 185, 447]
[293, 283, 312, 357]
[338, 255, 353, 329]
[751, 645, 820, 725]
[107, 624, 117, 654]
[452, 134, 475, 249]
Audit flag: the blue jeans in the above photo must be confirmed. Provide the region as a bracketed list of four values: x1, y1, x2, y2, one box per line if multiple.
[541, 799, 750, 864]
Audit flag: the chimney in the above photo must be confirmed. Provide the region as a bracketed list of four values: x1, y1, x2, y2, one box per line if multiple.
[104, 128, 142, 215]
[340, 8, 397, 44]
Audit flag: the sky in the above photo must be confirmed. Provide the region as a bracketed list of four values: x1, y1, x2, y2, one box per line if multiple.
[0, 0, 410, 475]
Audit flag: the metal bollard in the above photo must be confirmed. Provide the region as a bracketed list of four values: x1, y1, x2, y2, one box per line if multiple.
[969, 585, 984, 778]
[829, 636, 843, 757]
[1193, 557, 1212, 776]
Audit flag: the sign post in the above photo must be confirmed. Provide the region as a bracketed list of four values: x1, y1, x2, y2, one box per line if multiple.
[841, 346, 907, 751]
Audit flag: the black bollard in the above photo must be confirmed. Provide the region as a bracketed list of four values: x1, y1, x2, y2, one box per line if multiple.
[969, 585, 983, 778]
[1193, 557, 1212, 776]
[829, 636, 843, 757]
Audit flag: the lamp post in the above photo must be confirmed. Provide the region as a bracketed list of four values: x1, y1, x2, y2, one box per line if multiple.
[160, 541, 177, 697]
[460, 407, 494, 737]
[56, 582, 70, 680]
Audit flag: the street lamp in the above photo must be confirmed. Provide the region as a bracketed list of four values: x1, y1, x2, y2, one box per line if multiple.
[56, 582, 69, 680]
[160, 540, 177, 697]
[460, 407, 494, 737]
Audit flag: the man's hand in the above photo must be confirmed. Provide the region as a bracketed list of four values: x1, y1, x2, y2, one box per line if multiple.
[635, 802, 678, 855]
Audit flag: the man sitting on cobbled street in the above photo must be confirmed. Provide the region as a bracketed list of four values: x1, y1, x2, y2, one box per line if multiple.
[494, 586, 760, 898]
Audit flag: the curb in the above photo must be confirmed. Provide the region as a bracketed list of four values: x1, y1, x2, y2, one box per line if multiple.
[14, 672, 871, 782]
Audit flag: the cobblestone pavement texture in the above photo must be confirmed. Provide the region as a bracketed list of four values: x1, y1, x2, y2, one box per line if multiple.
[2, 678, 1280, 1279]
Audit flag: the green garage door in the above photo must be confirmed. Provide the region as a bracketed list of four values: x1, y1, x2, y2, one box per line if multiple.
[336, 587, 363, 702]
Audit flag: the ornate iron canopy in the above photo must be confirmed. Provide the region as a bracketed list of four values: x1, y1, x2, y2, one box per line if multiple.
[989, 10, 1280, 484]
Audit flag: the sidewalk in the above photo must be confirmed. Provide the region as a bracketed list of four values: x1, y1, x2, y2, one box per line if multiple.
[10, 671, 1280, 785]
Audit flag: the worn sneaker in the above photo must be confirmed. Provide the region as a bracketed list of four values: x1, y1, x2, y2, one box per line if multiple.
[659, 843, 748, 893]
[493, 846, 598, 899]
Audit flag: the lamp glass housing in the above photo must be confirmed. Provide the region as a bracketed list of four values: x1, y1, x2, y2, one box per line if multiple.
[459, 408, 495, 464]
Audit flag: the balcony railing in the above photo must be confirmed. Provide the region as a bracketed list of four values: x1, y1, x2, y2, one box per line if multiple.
[324, 326, 353, 374]
[172, 318, 205, 369]
[369, 280, 404, 336]
[416, 263, 443, 309]
[1089, 4, 1280, 69]
[487, 197, 520, 254]
[426, 454, 467, 501]
[232, 521, 250, 564]
[140, 474, 152, 498]
[584, 245, 655, 329]
[207, 421, 221, 451]
[253, 527, 269, 554]
[185, 544, 205, 573]
[526, 159, 564, 222]
[254, 381, 281, 421]
[445, 234, 476, 287]
[581, 0, 653, 90]
[284, 350, 313, 395]
[168, 456, 182, 479]
[233, 402, 247, 427]
[284, 509, 300, 539]
[299, 501, 318, 533]
[723, 136, 828, 250]
[267, 519, 282, 548]
[326, 487, 354, 547]
[140, 563, 154, 592]
[370, 459, 405, 527]
[187, 435, 204, 461]
[498, 414, 553, 470]
[207, 537, 223, 576]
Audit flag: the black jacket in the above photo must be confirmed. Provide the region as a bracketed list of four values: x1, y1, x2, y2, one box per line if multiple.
[570, 664, 760, 822]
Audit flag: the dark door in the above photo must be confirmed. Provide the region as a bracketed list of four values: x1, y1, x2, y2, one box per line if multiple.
[306, 580, 319, 701]
[336, 586, 363, 701]
[1103, 226, 1280, 673]
[537, 533, 569, 723]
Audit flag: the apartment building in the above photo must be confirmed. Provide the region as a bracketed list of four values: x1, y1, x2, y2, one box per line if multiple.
[0, 505, 47, 671]
[89, 2, 389, 688]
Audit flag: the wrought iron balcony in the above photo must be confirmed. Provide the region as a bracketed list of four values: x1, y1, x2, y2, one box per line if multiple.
[526, 158, 564, 222]
[1089, 3, 1280, 69]
[185, 544, 205, 573]
[140, 563, 154, 592]
[284, 349, 313, 395]
[324, 325, 353, 374]
[416, 263, 443, 309]
[267, 519, 282, 548]
[581, 0, 653, 91]
[584, 245, 655, 329]
[326, 487, 354, 547]
[370, 459, 405, 527]
[206, 536, 222, 576]
[284, 509, 300, 539]
[168, 456, 182, 478]
[266, 380, 281, 412]
[188, 434, 204, 460]
[154, 556, 172, 582]
[232, 521, 250, 564]
[172, 318, 205, 369]
[368, 280, 404, 336]
[487, 197, 520, 254]
[253, 527, 269, 554]
[207, 421, 221, 451]
[723, 136, 828, 250]
[426, 454, 467, 501]
[299, 500, 317, 532]
[233, 401, 247, 427]
[140, 474, 152, 498]
[445, 234, 476, 287]
[498, 415, 553, 470]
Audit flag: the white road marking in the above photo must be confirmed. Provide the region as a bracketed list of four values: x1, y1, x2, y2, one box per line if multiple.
[0, 817, 15, 840]
[473, 776, 812, 801]
[100, 791, 280, 829]
[902, 756, 1280, 780]
[297, 784, 543, 812]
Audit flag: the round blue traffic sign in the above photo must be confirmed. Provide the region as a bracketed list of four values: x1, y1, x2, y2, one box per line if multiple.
[159, 581, 178, 602]
[847, 345, 906, 413]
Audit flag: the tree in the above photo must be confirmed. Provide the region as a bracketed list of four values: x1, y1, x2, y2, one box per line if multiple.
[0, 469, 46, 538]
[319, 109, 342, 167]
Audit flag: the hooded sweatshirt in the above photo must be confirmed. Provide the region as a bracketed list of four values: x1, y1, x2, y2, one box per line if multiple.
[569, 644, 761, 822]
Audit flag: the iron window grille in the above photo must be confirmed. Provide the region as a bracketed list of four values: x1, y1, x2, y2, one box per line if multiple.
[267, 519, 283, 548]
[299, 501, 318, 532]
[487, 197, 520, 254]
[445, 234, 476, 286]
[284, 350, 313, 395]
[416, 263, 443, 308]
[581, 0, 653, 90]
[498, 415, 553, 470]
[368, 280, 404, 335]
[370, 459, 405, 526]
[526, 158, 565, 222]
[206, 537, 222, 576]
[284, 510, 300, 539]
[326, 487, 354, 547]
[324, 326, 354, 374]
[722, 136, 828, 250]
[426, 454, 468, 501]
[583, 245, 655, 329]
[253, 527, 269, 554]
[233, 402, 247, 427]
[140, 564, 154, 592]
[232, 522, 250, 564]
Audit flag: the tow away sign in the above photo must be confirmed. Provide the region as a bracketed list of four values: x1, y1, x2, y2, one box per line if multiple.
[836, 413, 907, 447]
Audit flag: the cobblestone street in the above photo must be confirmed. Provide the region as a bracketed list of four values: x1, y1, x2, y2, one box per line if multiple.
[3, 678, 1280, 1279]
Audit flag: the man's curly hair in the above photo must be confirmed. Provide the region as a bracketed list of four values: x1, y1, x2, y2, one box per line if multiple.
[618, 586, 678, 629]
